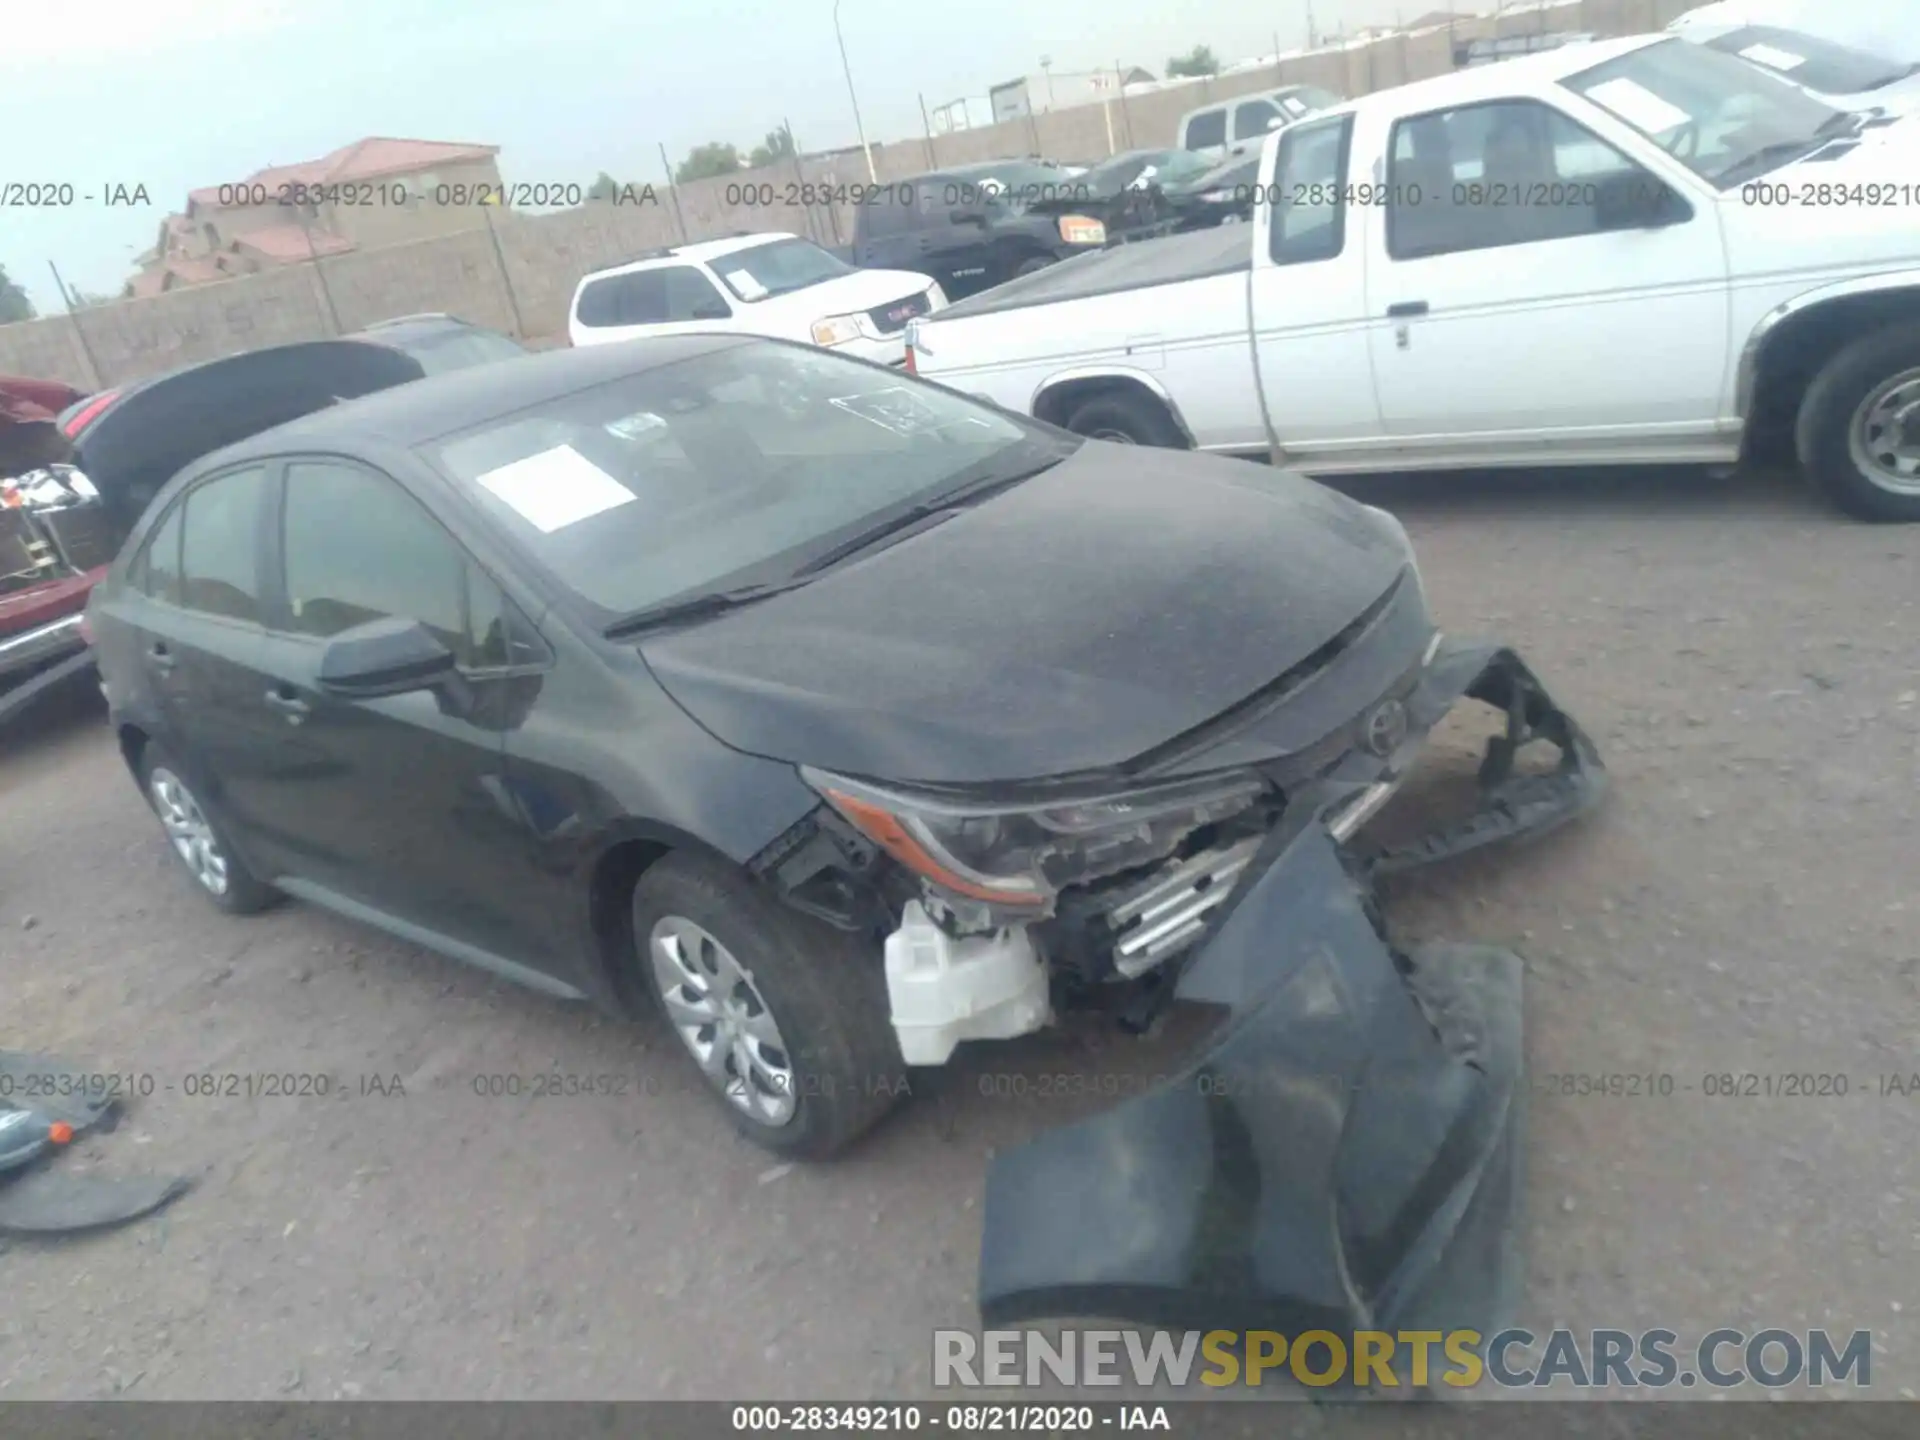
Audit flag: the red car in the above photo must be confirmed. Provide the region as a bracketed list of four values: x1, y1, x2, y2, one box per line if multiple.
[1, 375, 101, 723]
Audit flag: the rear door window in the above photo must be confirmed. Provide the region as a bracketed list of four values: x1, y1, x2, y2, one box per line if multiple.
[177, 467, 266, 622]
[575, 269, 670, 328]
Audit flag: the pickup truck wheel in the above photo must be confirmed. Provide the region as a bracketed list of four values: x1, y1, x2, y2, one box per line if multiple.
[1064, 392, 1186, 448]
[631, 852, 906, 1159]
[1797, 328, 1920, 522]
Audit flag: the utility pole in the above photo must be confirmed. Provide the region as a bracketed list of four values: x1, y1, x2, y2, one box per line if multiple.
[833, 0, 877, 182]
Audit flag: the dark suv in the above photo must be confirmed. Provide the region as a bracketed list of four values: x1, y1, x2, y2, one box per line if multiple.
[843, 161, 1108, 299]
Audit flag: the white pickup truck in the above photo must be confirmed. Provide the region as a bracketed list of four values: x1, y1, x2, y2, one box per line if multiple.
[906, 34, 1920, 520]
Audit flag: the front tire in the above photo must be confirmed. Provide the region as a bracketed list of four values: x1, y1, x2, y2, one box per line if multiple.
[1796, 327, 1920, 522]
[1063, 391, 1186, 448]
[138, 743, 278, 915]
[631, 853, 906, 1158]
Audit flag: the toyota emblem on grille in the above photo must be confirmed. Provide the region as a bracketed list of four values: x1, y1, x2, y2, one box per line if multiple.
[1361, 699, 1409, 758]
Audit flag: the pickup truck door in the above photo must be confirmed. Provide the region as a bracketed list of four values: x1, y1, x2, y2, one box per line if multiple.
[1249, 115, 1387, 450]
[1361, 97, 1730, 445]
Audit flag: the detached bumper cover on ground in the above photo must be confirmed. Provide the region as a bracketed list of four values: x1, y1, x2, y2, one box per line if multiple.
[979, 642, 1604, 1343]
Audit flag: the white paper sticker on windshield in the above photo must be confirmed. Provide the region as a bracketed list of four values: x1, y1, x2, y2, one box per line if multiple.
[1583, 78, 1695, 137]
[724, 269, 769, 300]
[475, 445, 634, 533]
[1738, 42, 1807, 72]
[830, 386, 994, 437]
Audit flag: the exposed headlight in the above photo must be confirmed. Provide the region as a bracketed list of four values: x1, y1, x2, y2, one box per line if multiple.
[802, 767, 1269, 906]
[810, 315, 863, 346]
[1056, 215, 1106, 245]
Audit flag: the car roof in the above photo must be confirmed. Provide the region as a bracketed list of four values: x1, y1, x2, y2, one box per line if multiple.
[196, 332, 756, 462]
[578, 233, 798, 282]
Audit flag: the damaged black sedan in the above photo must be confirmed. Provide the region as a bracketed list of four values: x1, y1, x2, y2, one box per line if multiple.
[88, 334, 1602, 1334]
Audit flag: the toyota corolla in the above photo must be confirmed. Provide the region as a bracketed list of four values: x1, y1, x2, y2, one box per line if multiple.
[87, 335, 1604, 1340]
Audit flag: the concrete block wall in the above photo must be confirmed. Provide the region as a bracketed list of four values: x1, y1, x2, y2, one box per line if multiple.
[0, 0, 1710, 387]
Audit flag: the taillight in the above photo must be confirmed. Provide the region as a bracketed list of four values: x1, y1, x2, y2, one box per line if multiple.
[904, 344, 917, 376]
[61, 389, 121, 438]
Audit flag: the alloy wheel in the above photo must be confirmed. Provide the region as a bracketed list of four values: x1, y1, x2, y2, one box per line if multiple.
[148, 767, 229, 896]
[649, 916, 798, 1126]
[1848, 366, 1920, 496]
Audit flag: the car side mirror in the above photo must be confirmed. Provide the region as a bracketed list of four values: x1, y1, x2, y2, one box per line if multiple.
[1265, 115, 1285, 131]
[690, 302, 731, 320]
[318, 617, 456, 698]
[1595, 173, 1682, 231]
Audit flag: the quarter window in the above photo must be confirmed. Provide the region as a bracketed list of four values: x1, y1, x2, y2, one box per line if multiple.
[135, 501, 185, 605]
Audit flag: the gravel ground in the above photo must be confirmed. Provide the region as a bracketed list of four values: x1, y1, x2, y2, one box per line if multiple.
[1, 463, 1916, 1404]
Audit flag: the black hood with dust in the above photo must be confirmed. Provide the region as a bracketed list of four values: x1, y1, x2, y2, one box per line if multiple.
[639, 443, 1414, 786]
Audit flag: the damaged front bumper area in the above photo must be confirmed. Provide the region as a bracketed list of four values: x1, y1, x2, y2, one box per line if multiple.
[977, 642, 1606, 1348]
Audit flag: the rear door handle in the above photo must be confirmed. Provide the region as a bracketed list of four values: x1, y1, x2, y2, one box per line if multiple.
[264, 689, 311, 721]
[1386, 300, 1430, 318]
[146, 642, 176, 674]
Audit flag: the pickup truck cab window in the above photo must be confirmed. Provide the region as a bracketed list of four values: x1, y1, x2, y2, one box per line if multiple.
[1269, 116, 1354, 265]
[1563, 35, 1844, 189]
[1385, 99, 1670, 259]
[1234, 100, 1281, 140]
[1184, 109, 1227, 151]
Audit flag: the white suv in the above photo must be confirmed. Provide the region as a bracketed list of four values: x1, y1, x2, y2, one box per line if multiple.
[567, 233, 945, 365]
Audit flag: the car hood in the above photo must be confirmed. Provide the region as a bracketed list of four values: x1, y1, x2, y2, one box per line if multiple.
[638, 444, 1414, 786]
[793, 268, 940, 318]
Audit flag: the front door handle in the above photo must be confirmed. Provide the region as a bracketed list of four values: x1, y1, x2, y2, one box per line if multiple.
[264, 689, 311, 721]
[1386, 300, 1430, 318]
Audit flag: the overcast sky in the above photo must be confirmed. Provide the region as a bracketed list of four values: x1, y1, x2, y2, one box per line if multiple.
[0, 0, 1459, 314]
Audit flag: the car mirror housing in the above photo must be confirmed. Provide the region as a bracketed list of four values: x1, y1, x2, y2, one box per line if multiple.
[317, 616, 457, 697]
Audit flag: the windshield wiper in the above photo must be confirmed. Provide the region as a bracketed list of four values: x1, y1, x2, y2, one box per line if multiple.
[602, 580, 796, 639]
[1716, 133, 1838, 186]
[790, 458, 1064, 580]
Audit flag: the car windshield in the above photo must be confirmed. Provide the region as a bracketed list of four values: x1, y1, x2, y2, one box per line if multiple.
[1565, 36, 1846, 188]
[1699, 25, 1913, 96]
[1179, 154, 1259, 193]
[424, 341, 1076, 622]
[399, 327, 528, 374]
[1079, 150, 1214, 196]
[709, 238, 854, 303]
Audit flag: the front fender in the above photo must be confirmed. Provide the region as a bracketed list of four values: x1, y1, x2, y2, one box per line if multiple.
[1735, 268, 1920, 419]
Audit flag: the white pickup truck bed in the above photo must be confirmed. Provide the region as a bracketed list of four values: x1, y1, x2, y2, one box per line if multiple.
[936, 225, 1252, 320]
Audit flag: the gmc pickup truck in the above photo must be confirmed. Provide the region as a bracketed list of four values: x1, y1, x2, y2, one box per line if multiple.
[906, 34, 1920, 521]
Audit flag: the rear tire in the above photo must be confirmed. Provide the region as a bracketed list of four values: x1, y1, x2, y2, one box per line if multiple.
[138, 743, 279, 915]
[1063, 391, 1187, 448]
[631, 853, 906, 1159]
[1795, 326, 1920, 523]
